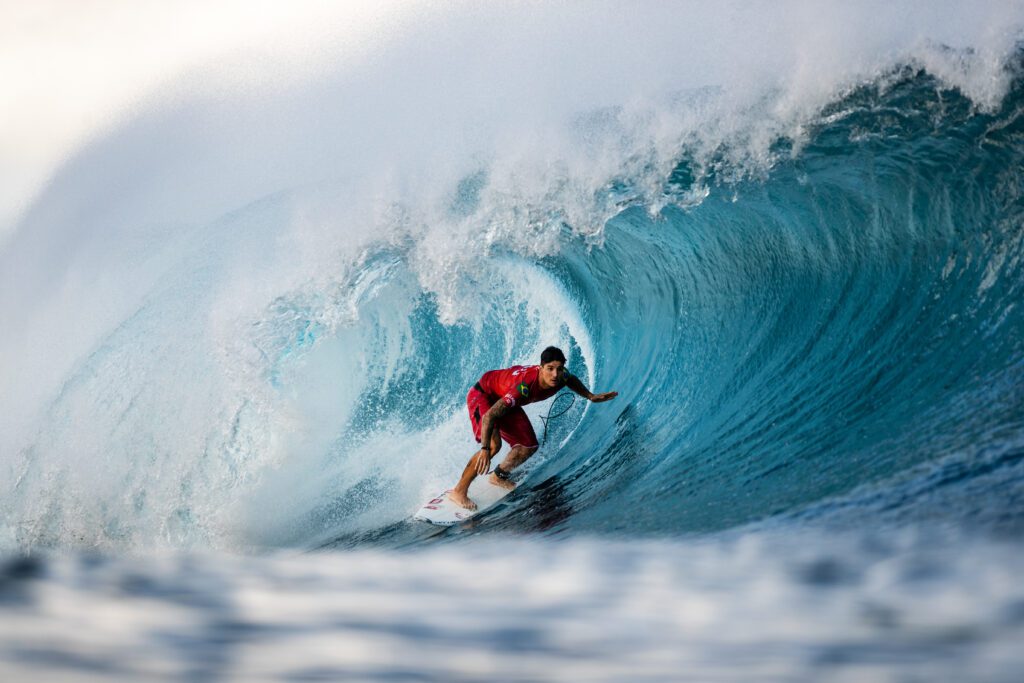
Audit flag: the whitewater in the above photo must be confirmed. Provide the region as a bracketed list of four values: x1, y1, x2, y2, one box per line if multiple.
[2, 2, 1024, 680]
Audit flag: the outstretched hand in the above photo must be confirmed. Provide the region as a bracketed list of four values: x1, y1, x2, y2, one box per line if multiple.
[589, 391, 618, 403]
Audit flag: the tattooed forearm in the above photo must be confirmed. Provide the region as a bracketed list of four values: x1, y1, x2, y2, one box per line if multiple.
[479, 400, 510, 450]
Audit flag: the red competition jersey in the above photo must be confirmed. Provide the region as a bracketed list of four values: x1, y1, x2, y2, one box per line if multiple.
[476, 365, 566, 408]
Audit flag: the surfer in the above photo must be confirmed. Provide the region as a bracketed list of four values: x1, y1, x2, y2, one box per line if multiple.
[449, 346, 618, 510]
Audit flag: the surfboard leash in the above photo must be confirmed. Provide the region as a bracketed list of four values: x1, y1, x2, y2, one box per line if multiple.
[539, 392, 576, 447]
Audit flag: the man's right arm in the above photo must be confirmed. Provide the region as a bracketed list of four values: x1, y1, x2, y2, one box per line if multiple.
[475, 400, 510, 474]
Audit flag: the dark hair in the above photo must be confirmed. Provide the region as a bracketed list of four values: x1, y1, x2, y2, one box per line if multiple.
[540, 346, 567, 365]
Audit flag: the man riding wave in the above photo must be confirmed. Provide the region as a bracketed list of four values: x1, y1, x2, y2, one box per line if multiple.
[450, 346, 618, 510]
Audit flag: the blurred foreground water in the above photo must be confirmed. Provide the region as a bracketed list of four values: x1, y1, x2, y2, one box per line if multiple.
[1, 530, 1022, 682]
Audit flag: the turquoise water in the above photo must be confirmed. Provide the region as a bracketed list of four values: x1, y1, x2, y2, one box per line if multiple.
[315, 70, 1024, 548]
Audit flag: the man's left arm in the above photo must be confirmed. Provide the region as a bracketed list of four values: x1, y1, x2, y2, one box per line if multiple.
[564, 373, 618, 403]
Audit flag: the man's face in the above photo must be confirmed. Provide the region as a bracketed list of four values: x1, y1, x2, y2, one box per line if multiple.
[540, 360, 565, 388]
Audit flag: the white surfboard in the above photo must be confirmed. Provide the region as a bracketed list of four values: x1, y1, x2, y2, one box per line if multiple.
[413, 475, 514, 526]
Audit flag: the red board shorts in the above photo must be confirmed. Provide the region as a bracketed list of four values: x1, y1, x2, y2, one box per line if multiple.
[466, 387, 539, 449]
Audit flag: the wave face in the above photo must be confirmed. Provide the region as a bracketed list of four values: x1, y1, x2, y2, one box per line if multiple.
[526, 73, 1024, 538]
[1, 4, 1023, 552]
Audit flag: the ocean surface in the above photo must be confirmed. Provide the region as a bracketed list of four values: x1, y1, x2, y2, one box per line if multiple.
[2, 3, 1024, 681]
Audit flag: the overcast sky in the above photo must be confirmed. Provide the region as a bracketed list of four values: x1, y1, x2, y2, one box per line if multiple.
[0, 0, 411, 238]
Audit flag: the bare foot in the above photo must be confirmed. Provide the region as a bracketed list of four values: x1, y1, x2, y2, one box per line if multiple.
[488, 472, 516, 491]
[448, 490, 478, 510]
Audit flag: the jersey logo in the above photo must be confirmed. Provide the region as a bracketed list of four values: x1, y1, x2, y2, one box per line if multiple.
[518, 382, 529, 397]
